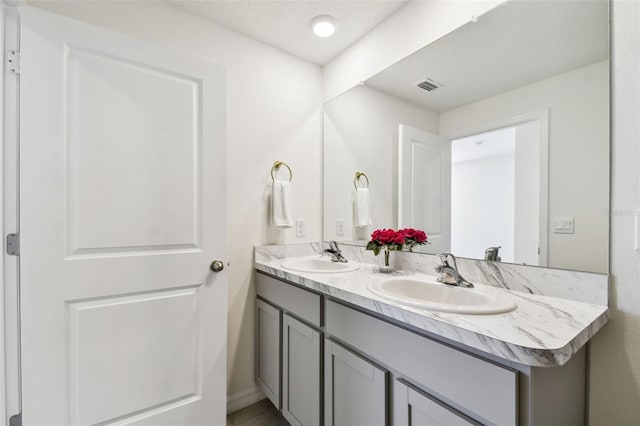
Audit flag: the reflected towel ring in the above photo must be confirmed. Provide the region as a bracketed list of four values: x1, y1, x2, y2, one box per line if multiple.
[354, 171, 369, 189]
[271, 161, 293, 182]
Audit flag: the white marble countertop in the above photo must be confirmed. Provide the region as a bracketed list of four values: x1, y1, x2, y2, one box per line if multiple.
[254, 253, 609, 368]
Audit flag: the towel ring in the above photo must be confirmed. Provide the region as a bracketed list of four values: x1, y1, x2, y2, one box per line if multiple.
[354, 171, 369, 189]
[271, 161, 292, 182]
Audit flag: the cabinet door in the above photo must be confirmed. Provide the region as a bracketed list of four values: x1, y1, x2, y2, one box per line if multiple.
[324, 339, 388, 426]
[255, 299, 282, 408]
[393, 380, 479, 426]
[283, 314, 322, 426]
[325, 300, 517, 426]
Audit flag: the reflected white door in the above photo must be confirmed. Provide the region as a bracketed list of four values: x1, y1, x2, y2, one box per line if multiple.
[398, 124, 451, 253]
[19, 6, 227, 425]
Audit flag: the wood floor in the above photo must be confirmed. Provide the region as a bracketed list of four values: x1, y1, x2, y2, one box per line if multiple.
[227, 398, 289, 426]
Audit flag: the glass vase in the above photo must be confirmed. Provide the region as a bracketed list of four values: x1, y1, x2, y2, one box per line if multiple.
[378, 247, 396, 273]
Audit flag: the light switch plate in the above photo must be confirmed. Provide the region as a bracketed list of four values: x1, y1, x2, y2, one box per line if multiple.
[336, 219, 345, 236]
[295, 219, 305, 238]
[553, 216, 574, 234]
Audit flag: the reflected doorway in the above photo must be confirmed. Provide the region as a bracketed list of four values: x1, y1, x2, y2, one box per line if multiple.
[451, 120, 541, 265]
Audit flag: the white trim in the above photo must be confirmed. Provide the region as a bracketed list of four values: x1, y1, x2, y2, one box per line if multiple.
[0, 3, 6, 422]
[397, 124, 405, 228]
[226, 386, 266, 414]
[447, 108, 550, 267]
[2, 3, 20, 423]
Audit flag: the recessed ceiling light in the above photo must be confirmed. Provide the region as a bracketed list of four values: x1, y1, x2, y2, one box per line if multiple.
[310, 15, 337, 38]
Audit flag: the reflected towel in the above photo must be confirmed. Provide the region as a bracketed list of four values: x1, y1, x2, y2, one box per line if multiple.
[355, 187, 372, 227]
[271, 179, 293, 228]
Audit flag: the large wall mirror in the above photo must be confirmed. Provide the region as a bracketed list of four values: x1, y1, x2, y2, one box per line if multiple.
[323, 0, 609, 273]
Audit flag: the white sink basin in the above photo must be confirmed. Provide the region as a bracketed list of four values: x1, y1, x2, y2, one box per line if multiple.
[281, 257, 359, 274]
[368, 278, 517, 315]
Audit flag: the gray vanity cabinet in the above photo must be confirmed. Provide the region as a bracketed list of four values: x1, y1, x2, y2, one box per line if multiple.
[325, 300, 518, 426]
[255, 271, 587, 426]
[282, 313, 322, 426]
[324, 339, 388, 426]
[256, 272, 323, 425]
[255, 299, 281, 408]
[393, 380, 478, 426]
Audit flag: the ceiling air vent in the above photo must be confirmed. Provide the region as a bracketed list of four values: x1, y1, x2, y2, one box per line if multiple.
[416, 78, 443, 92]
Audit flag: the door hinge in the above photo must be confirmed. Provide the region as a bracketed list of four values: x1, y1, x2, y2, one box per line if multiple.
[6, 233, 20, 256]
[7, 50, 20, 74]
[9, 413, 22, 426]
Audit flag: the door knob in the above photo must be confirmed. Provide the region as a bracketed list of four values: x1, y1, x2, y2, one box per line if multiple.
[210, 260, 224, 272]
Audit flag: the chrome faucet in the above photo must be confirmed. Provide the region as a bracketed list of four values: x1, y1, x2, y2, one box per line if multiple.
[434, 253, 474, 288]
[484, 246, 501, 262]
[324, 241, 348, 263]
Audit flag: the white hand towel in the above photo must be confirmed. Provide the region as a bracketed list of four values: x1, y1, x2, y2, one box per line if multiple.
[271, 179, 293, 228]
[355, 187, 372, 227]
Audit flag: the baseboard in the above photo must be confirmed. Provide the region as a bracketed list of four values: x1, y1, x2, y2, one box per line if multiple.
[227, 386, 266, 414]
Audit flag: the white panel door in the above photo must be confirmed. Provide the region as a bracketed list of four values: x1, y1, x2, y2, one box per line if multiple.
[19, 6, 227, 425]
[398, 124, 451, 253]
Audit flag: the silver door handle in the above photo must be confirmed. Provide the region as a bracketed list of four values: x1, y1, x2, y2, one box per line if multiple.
[210, 260, 224, 272]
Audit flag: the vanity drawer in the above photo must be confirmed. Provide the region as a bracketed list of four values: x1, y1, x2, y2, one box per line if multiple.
[325, 300, 517, 426]
[256, 272, 322, 327]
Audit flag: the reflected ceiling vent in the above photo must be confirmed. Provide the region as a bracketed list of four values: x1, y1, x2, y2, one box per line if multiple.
[416, 78, 444, 92]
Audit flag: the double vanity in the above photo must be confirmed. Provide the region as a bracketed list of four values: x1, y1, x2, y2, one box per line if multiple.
[256, 2, 611, 424]
[254, 243, 609, 426]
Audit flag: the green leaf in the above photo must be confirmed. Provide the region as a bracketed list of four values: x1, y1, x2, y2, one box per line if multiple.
[366, 241, 382, 255]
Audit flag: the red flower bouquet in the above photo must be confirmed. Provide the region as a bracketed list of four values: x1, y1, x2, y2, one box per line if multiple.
[366, 228, 406, 255]
[399, 228, 429, 252]
[366, 228, 429, 255]
[367, 228, 429, 273]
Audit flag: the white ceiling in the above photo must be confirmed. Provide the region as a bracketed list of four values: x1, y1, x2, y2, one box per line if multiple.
[366, 0, 609, 112]
[452, 126, 516, 164]
[170, 0, 408, 65]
